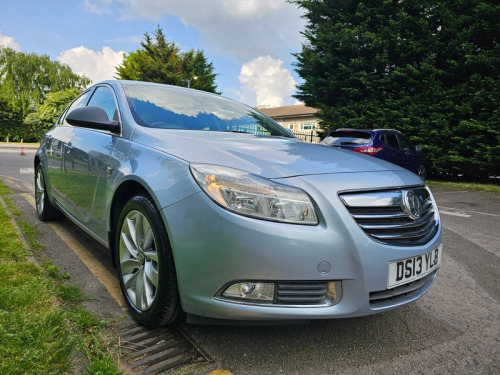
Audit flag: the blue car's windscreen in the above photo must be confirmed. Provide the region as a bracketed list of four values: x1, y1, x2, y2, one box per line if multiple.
[322, 131, 373, 146]
[122, 83, 293, 138]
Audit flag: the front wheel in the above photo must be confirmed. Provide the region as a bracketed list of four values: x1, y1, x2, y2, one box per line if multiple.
[116, 194, 181, 327]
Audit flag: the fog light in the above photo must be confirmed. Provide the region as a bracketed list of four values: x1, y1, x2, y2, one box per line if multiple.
[223, 282, 274, 301]
[326, 281, 342, 305]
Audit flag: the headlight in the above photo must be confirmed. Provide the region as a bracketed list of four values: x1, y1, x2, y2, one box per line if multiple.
[190, 163, 318, 225]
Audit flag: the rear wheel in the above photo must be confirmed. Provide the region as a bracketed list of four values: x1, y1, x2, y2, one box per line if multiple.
[35, 164, 62, 221]
[116, 194, 181, 327]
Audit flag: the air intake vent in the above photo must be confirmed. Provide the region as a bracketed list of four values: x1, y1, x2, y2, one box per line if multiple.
[276, 282, 329, 305]
[370, 271, 437, 308]
[339, 187, 439, 246]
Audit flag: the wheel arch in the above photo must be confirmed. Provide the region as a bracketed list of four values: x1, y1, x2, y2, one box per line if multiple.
[34, 154, 41, 169]
[108, 177, 178, 269]
[109, 179, 150, 267]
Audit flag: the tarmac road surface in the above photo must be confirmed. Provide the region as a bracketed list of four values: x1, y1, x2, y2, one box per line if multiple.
[1, 143, 499, 374]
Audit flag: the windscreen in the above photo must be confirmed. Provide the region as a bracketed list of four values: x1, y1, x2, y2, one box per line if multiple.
[122, 83, 293, 138]
[322, 131, 373, 146]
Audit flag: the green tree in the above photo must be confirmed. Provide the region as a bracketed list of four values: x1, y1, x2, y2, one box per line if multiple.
[291, 0, 500, 179]
[23, 88, 82, 142]
[116, 27, 219, 93]
[0, 97, 23, 142]
[0, 47, 90, 117]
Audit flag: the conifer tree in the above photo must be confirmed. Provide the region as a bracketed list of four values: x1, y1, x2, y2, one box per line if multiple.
[116, 27, 219, 93]
[291, 0, 500, 178]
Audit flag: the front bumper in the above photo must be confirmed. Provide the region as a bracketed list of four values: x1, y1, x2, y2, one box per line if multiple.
[163, 169, 442, 321]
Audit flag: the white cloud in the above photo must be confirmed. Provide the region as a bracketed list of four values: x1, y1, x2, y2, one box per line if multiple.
[118, 0, 305, 105]
[238, 56, 296, 107]
[83, 0, 113, 15]
[79, 0, 305, 105]
[121, 0, 305, 63]
[220, 0, 286, 19]
[0, 33, 21, 51]
[58, 46, 124, 83]
[105, 35, 143, 44]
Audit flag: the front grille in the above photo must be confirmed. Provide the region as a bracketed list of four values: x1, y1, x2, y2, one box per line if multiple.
[276, 282, 329, 305]
[339, 187, 439, 246]
[369, 271, 437, 308]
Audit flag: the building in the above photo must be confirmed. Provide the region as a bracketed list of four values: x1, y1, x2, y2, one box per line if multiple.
[258, 104, 321, 143]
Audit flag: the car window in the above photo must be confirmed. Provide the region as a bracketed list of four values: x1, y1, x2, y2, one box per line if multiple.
[60, 90, 90, 125]
[87, 86, 118, 121]
[122, 83, 292, 137]
[322, 131, 372, 146]
[397, 135, 412, 151]
[383, 133, 399, 149]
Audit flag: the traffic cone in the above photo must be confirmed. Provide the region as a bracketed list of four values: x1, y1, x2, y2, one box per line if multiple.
[20, 146, 26, 156]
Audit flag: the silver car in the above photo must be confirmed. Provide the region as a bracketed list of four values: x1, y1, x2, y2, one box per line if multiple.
[34, 80, 443, 326]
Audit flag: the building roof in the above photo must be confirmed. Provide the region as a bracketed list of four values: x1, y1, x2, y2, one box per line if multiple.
[258, 105, 319, 120]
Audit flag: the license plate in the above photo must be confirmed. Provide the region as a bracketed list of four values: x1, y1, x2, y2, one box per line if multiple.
[388, 245, 443, 289]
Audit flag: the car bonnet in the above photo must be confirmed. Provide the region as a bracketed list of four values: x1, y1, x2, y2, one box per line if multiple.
[131, 128, 405, 179]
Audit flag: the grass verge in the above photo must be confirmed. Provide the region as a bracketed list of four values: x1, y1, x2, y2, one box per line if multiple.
[0, 180, 121, 374]
[426, 180, 500, 193]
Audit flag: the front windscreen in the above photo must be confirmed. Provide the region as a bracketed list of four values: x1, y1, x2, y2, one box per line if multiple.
[122, 83, 293, 138]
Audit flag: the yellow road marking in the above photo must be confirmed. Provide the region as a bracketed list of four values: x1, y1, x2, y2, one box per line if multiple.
[23, 193, 126, 310]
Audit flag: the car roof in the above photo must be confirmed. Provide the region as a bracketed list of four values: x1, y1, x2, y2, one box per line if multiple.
[334, 128, 403, 134]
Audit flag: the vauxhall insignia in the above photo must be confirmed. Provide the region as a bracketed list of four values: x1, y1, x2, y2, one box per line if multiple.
[403, 190, 421, 220]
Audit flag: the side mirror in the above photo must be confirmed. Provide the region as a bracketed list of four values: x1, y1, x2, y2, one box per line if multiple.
[66, 106, 120, 133]
[415, 144, 423, 152]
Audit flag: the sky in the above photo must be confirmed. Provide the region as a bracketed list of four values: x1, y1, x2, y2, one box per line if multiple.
[0, 0, 307, 107]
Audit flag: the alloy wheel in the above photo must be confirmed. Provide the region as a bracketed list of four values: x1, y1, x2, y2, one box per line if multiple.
[35, 168, 45, 214]
[119, 210, 159, 311]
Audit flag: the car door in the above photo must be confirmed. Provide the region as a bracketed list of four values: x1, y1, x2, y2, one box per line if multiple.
[380, 133, 402, 166]
[60, 84, 119, 241]
[44, 90, 91, 205]
[396, 134, 419, 173]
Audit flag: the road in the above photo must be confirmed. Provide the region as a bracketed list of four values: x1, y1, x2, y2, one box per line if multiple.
[1, 143, 499, 374]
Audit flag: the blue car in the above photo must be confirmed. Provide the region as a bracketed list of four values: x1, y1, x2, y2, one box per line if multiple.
[321, 129, 427, 179]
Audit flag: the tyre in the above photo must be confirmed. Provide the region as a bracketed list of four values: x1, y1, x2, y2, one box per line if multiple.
[35, 164, 62, 221]
[116, 194, 182, 327]
[417, 164, 427, 180]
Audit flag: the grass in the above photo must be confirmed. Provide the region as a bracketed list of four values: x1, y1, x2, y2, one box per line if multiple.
[0, 141, 40, 147]
[0, 180, 122, 374]
[426, 180, 500, 193]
